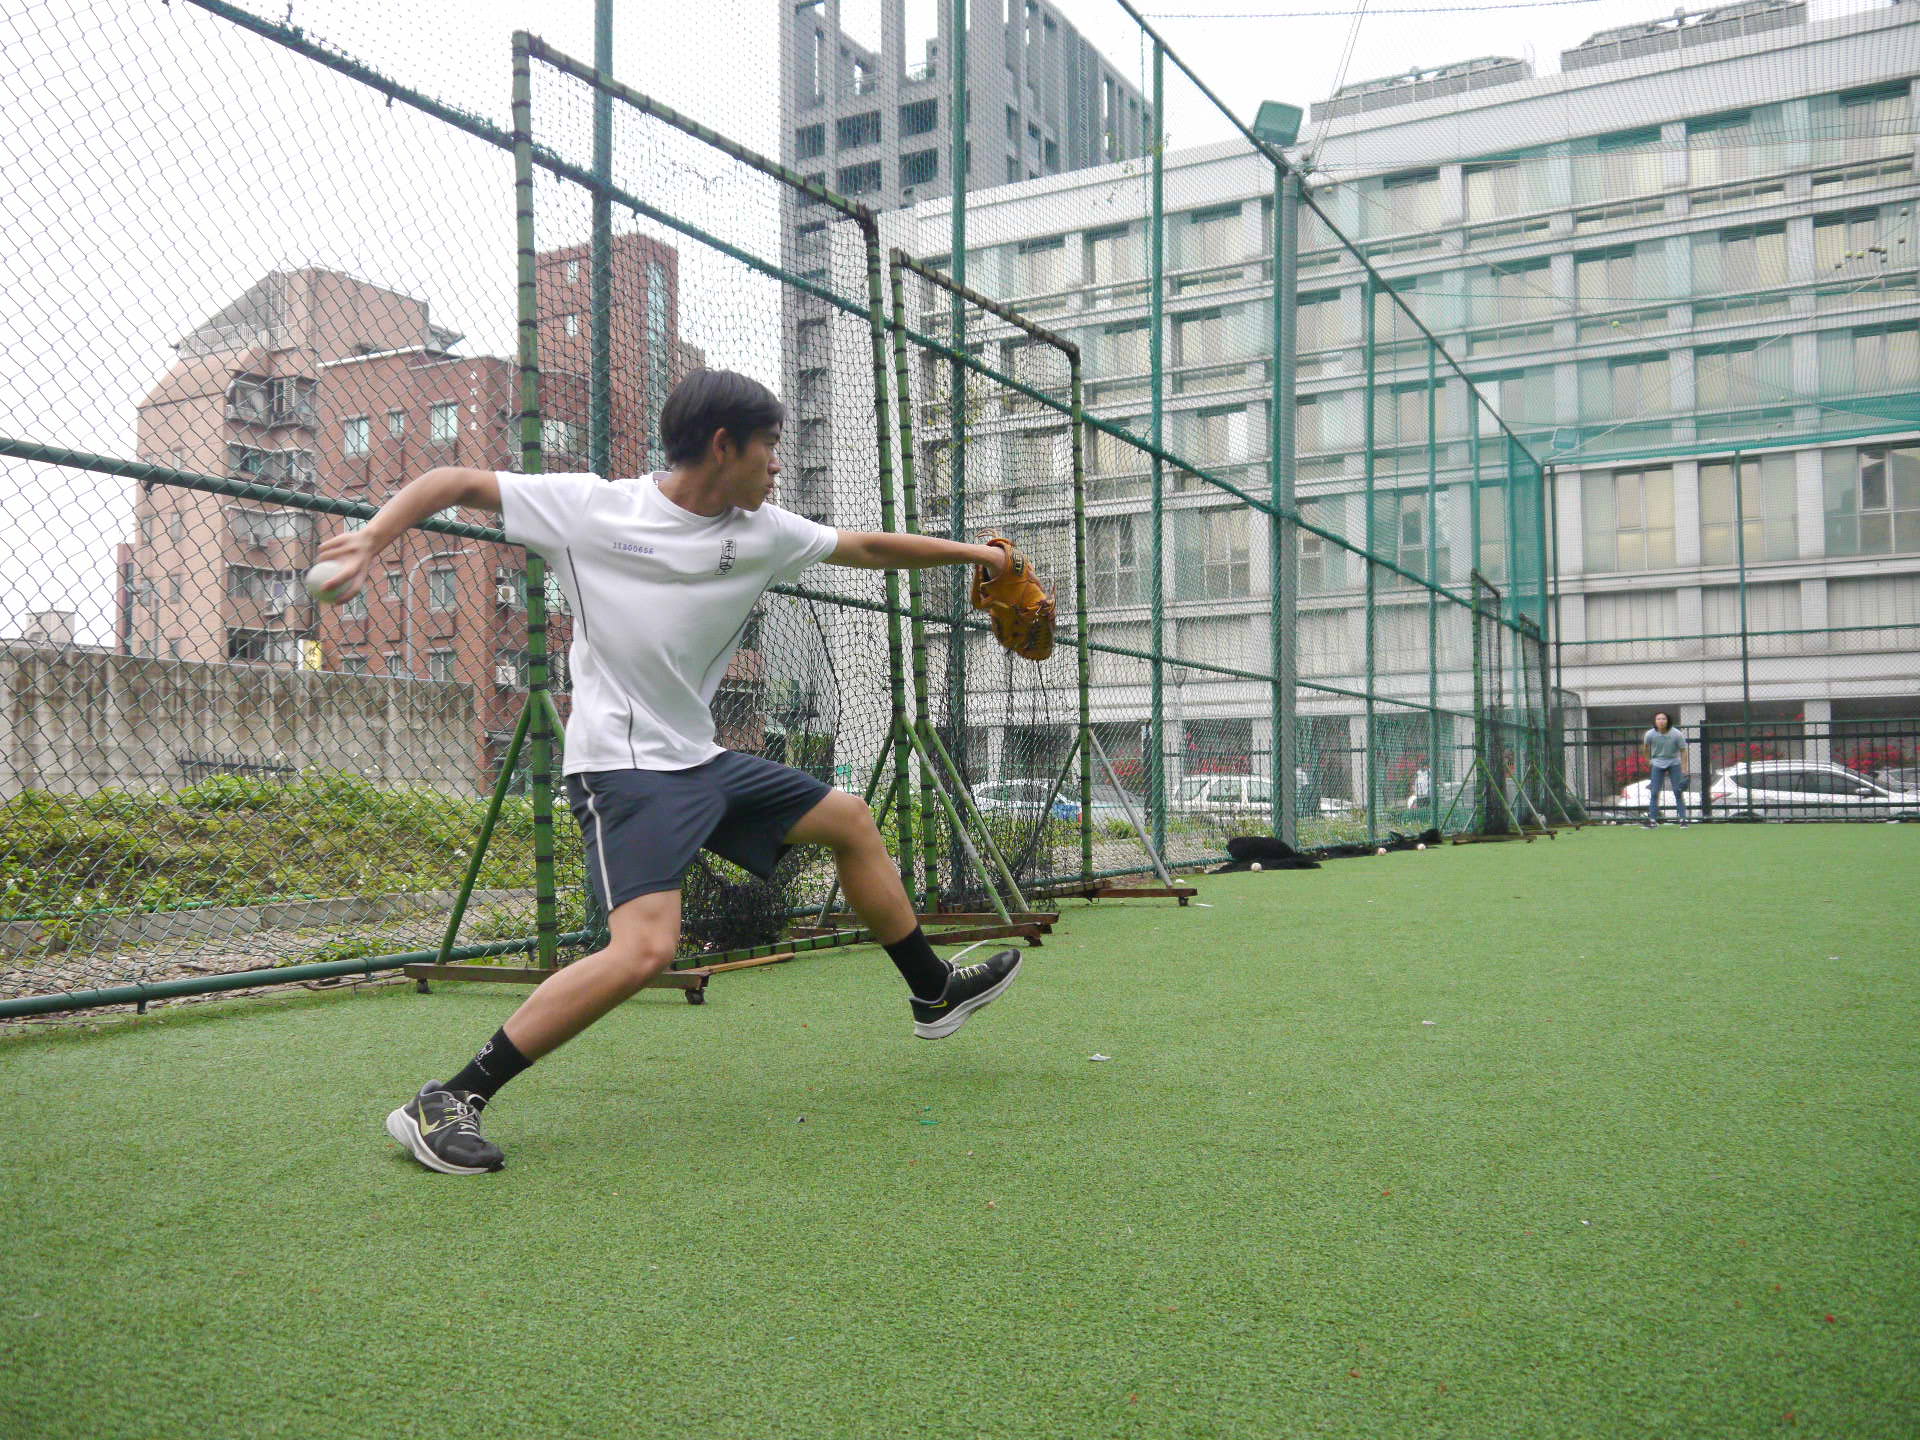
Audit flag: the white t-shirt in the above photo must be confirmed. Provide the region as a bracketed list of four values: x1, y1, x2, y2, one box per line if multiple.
[497, 471, 840, 774]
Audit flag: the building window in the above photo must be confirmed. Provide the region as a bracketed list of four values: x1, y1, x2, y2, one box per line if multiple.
[1692, 223, 1787, 294]
[646, 259, 669, 469]
[899, 99, 937, 137]
[565, 259, 579, 284]
[1006, 156, 1022, 184]
[543, 419, 584, 459]
[386, 570, 404, 601]
[1298, 499, 1347, 594]
[1816, 82, 1911, 166]
[1700, 452, 1798, 565]
[1372, 169, 1443, 234]
[835, 161, 882, 196]
[1477, 486, 1508, 582]
[1372, 489, 1449, 585]
[1086, 223, 1144, 290]
[1012, 234, 1065, 295]
[1464, 153, 1547, 220]
[1816, 322, 1920, 399]
[1088, 514, 1144, 606]
[340, 654, 368, 674]
[1694, 340, 1791, 411]
[1171, 509, 1252, 601]
[386, 410, 406, 438]
[1176, 203, 1245, 274]
[1583, 467, 1675, 572]
[341, 589, 369, 620]
[1474, 366, 1551, 433]
[795, 123, 826, 160]
[427, 650, 456, 683]
[342, 416, 370, 457]
[1687, 108, 1785, 188]
[1476, 258, 1551, 327]
[1584, 588, 1680, 661]
[428, 567, 458, 611]
[1179, 405, 1260, 466]
[836, 111, 881, 150]
[429, 403, 459, 445]
[1578, 352, 1670, 424]
[1574, 243, 1666, 310]
[1824, 443, 1920, 556]
[563, 313, 579, 337]
[900, 148, 938, 188]
[1574, 127, 1662, 205]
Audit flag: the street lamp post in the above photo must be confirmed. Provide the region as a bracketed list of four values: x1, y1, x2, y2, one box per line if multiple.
[403, 547, 475, 679]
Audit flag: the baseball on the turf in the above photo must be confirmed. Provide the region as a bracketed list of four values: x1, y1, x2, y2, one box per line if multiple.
[1417, 842, 1427, 851]
[305, 560, 350, 604]
[1249, 862, 1262, 872]
[1375, 846, 1387, 855]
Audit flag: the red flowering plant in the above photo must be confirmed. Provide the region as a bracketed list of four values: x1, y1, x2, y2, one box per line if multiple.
[1838, 743, 1911, 775]
[1613, 752, 1651, 788]
[1384, 753, 1430, 797]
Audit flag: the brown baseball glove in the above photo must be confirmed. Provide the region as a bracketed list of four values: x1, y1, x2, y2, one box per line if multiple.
[970, 536, 1055, 662]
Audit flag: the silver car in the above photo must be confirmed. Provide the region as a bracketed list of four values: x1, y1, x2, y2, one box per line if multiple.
[1708, 760, 1920, 819]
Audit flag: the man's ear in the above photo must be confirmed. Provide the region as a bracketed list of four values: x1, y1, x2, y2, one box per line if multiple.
[710, 426, 739, 464]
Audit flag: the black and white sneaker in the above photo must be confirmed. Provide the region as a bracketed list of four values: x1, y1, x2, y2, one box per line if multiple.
[385, 1084, 505, 1175]
[910, 947, 1023, 1040]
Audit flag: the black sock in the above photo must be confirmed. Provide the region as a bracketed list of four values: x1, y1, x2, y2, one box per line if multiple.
[883, 927, 949, 1000]
[444, 1027, 532, 1105]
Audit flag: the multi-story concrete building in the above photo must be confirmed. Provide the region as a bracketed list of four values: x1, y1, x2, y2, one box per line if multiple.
[777, 0, 1149, 527]
[882, 0, 1919, 804]
[123, 234, 706, 785]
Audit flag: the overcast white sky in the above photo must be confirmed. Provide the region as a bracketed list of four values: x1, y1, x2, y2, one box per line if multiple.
[0, 0, 1893, 643]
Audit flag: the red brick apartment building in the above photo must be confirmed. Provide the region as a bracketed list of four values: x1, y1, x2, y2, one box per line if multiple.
[122, 233, 705, 788]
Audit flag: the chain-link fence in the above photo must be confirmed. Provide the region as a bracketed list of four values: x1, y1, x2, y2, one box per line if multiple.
[2, 0, 1574, 1019]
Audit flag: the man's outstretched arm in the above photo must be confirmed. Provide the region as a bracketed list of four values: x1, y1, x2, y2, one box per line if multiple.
[830, 530, 1005, 573]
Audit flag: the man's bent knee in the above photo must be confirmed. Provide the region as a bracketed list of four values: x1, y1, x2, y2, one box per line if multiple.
[596, 942, 675, 995]
[784, 789, 880, 851]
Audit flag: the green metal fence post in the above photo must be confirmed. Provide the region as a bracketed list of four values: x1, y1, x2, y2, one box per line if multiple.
[946, 0, 970, 895]
[512, 32, 559, 971]
[1070, 355, 1094, 884]
[1361, 275, 1377, 844]
[1148, 40, 1167, 859]
[589, 0, 613, 477]
[1732, 447, 1754, 753]
[1271, 163, 1299, 848]
[887, 255, 942, 910]
[863, 231, 917, 907]
[1426, 347, 1440, 832]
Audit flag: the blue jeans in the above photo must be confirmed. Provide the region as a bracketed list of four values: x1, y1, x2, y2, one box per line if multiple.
[1648, 760, 1689, 822]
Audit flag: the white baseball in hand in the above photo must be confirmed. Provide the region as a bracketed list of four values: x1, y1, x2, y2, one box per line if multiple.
[305, 560, 351, 604]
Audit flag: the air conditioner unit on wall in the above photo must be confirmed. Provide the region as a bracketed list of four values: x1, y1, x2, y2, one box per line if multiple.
[494, 664, 520, 687]
[495, 584, 518, 605]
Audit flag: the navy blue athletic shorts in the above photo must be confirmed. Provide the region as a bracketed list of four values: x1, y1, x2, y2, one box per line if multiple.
[564, 752, 833, 913]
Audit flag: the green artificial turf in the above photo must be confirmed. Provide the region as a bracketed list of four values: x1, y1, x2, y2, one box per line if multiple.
[2, 825, 1916, 1439]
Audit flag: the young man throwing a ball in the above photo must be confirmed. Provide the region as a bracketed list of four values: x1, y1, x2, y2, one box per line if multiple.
[313, 369, 1022, 1175]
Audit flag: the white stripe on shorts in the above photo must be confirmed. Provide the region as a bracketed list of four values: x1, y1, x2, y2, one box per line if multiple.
[583, 777, 616, 913]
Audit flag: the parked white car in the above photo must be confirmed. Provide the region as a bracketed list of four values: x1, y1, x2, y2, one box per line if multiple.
[1170, 774, 1275, 817]
[1708, 760, 1920, 819]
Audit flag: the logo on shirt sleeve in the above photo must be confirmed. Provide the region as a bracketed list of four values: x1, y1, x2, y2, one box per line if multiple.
[716, 540, 737, 576]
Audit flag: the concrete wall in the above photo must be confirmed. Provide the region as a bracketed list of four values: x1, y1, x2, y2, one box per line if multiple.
[0, 642, 484, 803]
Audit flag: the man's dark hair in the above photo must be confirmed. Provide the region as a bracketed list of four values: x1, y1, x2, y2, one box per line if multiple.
[658, 368, 784, 466]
